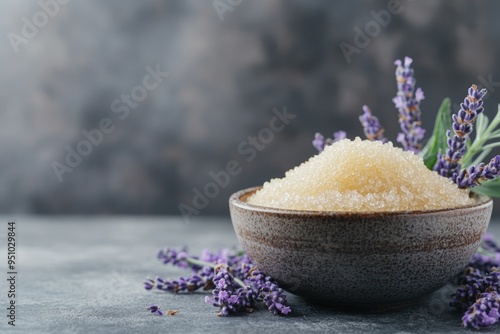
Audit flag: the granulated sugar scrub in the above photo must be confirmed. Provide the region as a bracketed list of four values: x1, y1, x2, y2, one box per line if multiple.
[247, 138, 474, 212]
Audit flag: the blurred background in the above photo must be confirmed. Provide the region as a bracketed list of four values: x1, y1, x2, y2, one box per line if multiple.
[1, 0, 500, 217]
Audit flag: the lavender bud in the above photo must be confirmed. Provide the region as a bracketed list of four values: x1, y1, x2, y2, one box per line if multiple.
[453, 155, 500, 189]
[359, 105, 387, 143]
[147, 305, 164, 316]
[393, 57, 425, 153]
[312, 131, 347, 152]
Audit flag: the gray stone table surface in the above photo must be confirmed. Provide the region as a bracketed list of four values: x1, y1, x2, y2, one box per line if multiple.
[1, 216, 500, 334]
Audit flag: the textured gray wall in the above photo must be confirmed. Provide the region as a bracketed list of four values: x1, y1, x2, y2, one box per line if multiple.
[1, 0, 500, 216]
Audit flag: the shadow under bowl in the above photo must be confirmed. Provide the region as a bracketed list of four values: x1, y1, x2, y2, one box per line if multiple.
[229, 187, 493, 308]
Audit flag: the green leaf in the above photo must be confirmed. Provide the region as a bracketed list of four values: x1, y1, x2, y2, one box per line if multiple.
[472, 178, 500, 198]
[470, 148, 492, 167]
[475, 114, 489, 139]
[419, 98, 452, 170]
[462, 105, 500, 167]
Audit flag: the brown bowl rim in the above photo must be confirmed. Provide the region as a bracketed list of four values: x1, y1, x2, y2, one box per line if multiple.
[230, 186, 493, 218]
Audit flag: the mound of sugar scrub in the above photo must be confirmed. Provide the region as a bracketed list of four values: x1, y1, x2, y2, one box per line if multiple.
[247, 137, 474, 212]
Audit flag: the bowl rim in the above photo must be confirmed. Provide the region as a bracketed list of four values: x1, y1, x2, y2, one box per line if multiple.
[230, 186, 493, 217]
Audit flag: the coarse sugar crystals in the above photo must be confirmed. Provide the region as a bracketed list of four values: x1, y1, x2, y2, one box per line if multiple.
[247, 137, 474, 212]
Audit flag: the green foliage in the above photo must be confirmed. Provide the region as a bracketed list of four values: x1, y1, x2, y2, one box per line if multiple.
[419, 98, 452, 170]
[470, 178, 500, 198]
[419, 101, 500, 197]
[461, 106, 500, 168]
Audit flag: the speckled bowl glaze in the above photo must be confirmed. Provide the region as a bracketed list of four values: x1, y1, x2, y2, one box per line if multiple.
[229, 187, 493, 307]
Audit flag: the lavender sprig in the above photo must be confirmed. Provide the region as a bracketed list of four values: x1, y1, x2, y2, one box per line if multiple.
[312, 131, 346, 152]
[434, 84, 488, 179]
[359, 105, 387, 143]
[150, 270, 214, 293]
[393, 57, 426, 153]
[462, 292, 500, 329]
[451, 234, 500, 329]
[248, 269, 291, 315]
[450, 268, 500, 311]
[454, 156, 500, 188]
[145, 247, 291, 317]
[146, 248, 238, 293]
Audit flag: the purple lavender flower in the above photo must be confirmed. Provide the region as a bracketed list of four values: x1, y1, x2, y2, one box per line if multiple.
[462, 292, 500, 329]
[153, 273, 212, 293]
[144, 277, 155, 290]
[246, 268, 291, 315]
[454, 155, 500, 188]
[204, 264, 254, 316]
[237, 286, 258, 310]
[147, 247, 291, 317]
[200, 248, 233, 265]
[333, 131, 347, 142]
[467, 252, 500, 276]
[261, 277, 291, 315]
[483, 233, 500, 253]
[312, 131, 346, 152]
[359, 105, 387, 143]
[451, 268, 500, 312]
[465, 234, 500, 274]
[157, 247, 190, 269]
[206, 260, 291, 316]
[312, 133, 326, 152]
[450, 234, 500, 329]
[451, 268, 487, 311]
[147, 305, 164, 316]
[451, 235, 500, 313]
[231, 255, 254, 281]
[393, 57, 425, 153]
[434, 84, 487, 179]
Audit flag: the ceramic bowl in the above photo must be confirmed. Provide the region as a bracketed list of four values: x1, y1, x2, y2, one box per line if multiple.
[229, 187, 493, 308]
